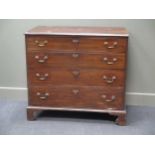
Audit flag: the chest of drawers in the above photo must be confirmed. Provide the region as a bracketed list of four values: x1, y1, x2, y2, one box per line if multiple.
[25, 26, 128, 125]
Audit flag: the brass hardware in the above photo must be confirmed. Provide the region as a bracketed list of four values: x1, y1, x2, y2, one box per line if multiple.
[101, 95, 116, 102]
[36, 92, 49, 100]
[35, 40, 48, 47]
[35, 73, 49, 81]
[103, 57, 117, 65]
[72, 89, 80, 95]
[72, 70, 80, 77]
[72, 39, 79, 43]
[104, 41, 118, 49]
[34, 55, 48, 63]
[103, 75, 116, 84]
[72, 53, 79, 58]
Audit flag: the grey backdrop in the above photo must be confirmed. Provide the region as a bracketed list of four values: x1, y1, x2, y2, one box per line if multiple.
[0, 19, 155, 106]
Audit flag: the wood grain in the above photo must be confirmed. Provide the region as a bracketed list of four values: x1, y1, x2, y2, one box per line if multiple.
[28, 68, 125, 87]
[28, 86, 124, 110]
[25, 26, 129, 37]
[27, 52, 126, 70]
[25, 26, 128, 125]
[26, 35, 127, 53]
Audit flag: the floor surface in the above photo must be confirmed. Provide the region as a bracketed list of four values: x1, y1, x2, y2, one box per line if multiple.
[0, 100, 155, 135]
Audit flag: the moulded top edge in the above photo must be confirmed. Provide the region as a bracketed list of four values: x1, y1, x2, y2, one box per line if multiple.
[25, 26, 129, 37]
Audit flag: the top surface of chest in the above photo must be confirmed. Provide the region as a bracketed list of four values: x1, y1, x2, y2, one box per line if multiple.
[25, 26, 129, 37]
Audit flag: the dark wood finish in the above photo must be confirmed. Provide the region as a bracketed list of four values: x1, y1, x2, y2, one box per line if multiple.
[27, 108, 42, 121]
[26, 35, 127, 53]
[25, 26, 128, 125]
[26, 36, 77, 52]
[28, 68, 125, 87]
[27, 108, 36, 120]
[27, 52, 126, 69]
[25, 26, 128, 36]
[78, 37, 127, 53]
[28, 86, 124, 110]
[115, 114, 126, 126]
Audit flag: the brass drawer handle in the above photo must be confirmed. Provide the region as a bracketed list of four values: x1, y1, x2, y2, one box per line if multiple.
[36, 73, 49, 81]
[72, 53, 80, 58]
[35, 40, 48, 47]
[72, 70, 80, 77]
[103, 75, 116, 84]
[72, 89, 80, 95]
[104, 41, 118, 49]
[103, 57, 117, 65]
[36, 92, 49, 100]
[101, 95, 116, 102]
[35, 55, 48, 63]
[72, 39, 79, 43]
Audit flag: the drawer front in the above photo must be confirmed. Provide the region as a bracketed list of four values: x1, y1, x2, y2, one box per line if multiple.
[28, 86, 124, 110]
[28, 69, 125, 87]
[27, 52, 126, 70]
[26, 36, 78, 51]
[78, 37, 127, 53]
[26, 36, 127, 53]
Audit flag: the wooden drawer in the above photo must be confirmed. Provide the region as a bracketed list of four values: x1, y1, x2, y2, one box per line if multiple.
[27, 52, 126, 70]
[28, 69, 125, 87]
[26, 36, 78, 51]
[28, 86, 124, 110]
[78, 37, 127, 53]
[26, 36, 127, 53]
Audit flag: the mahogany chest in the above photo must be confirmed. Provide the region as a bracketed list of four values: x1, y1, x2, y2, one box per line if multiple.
[25, 26, 128, 125]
